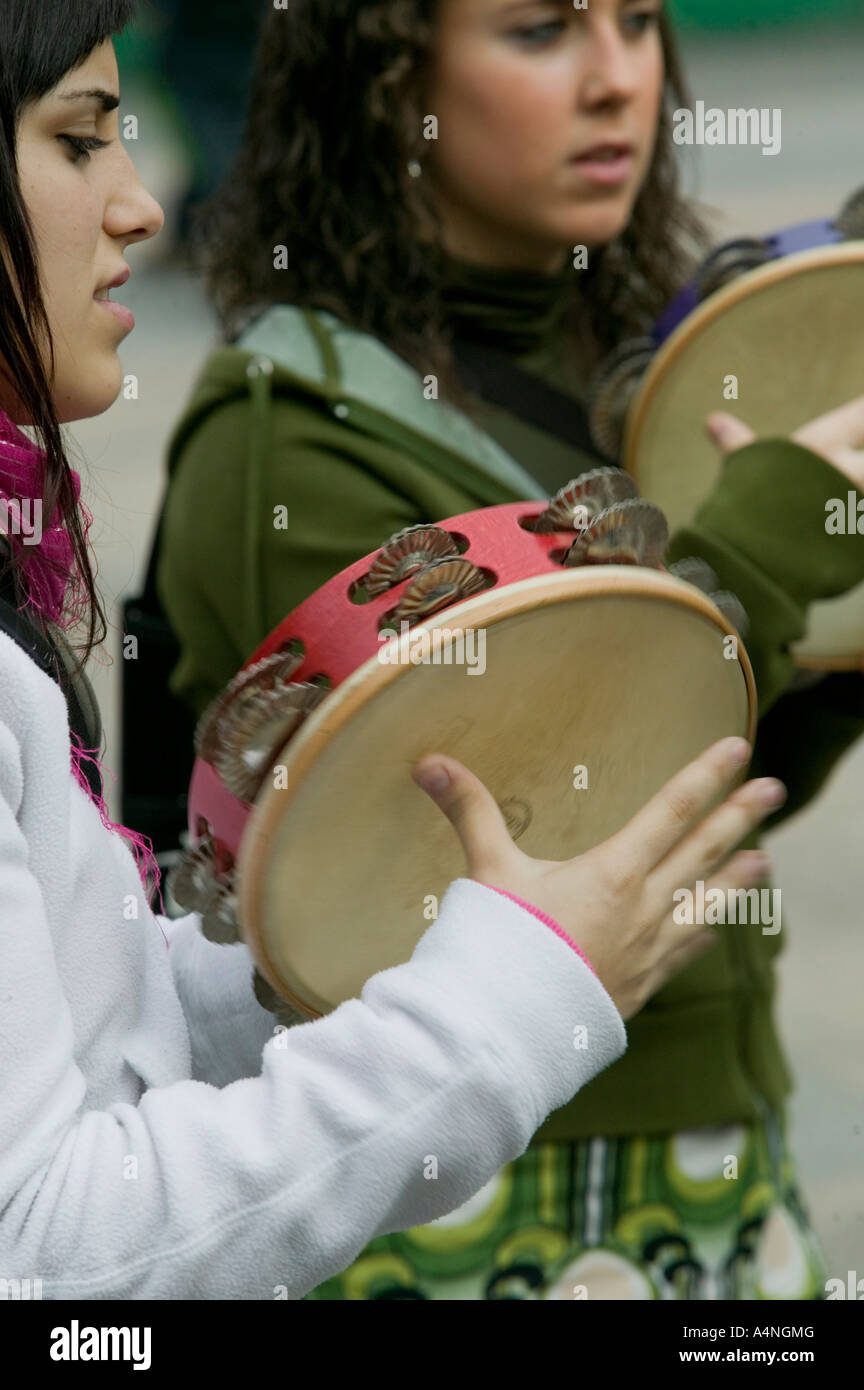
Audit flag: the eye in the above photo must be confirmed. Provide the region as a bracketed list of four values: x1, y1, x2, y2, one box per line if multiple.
[509, 19, 566, 47]
[623, 9, 662, 36]
[58, 134, 110, 163]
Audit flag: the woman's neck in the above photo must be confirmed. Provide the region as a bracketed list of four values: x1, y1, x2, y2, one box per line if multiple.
[420, 192, 572, 275]
[439, 249, 578, 356]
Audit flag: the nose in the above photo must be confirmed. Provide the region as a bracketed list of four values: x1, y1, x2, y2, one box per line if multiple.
[103, 145, 165, 247]
[579, 22, 644, 109]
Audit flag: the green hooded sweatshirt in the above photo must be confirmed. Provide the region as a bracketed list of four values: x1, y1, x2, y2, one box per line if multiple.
[157, 261, 864, 1140]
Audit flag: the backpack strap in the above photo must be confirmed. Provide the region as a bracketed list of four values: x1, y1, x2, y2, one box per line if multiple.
[450, 338, 612, 468]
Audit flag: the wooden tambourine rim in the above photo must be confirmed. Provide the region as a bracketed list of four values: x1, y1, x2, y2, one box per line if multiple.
[623, 240, 864, 672]
[237, 565, 757, 1014]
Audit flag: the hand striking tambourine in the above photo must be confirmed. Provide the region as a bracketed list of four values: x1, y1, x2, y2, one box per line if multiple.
[169, 472, 756, 1023]
[588, 187, 864, 671]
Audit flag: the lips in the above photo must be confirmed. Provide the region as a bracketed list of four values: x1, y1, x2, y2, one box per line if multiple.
[93, 266, 131, 300]
[571, 142, 634, 163]
[92, 265, 135, 332]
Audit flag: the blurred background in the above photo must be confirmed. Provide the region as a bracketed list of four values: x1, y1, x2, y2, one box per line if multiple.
[69, 0, 864, 1290]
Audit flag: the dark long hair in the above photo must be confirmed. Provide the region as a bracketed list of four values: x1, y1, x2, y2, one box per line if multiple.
[200, 0, 708, 402]
[0, 0, 136, 673]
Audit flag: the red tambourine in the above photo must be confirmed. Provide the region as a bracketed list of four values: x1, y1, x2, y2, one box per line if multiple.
[169, 471, 756, 1022]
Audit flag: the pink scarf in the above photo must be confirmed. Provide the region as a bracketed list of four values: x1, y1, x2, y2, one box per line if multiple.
[0, 410, 162, 905]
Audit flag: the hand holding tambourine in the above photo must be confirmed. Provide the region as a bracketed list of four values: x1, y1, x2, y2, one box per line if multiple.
[413, 738, 784, 1021]
[706, 393, 864, 493]
[605, 196, 864, 670]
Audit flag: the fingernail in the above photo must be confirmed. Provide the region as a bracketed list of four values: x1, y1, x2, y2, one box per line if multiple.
[414, 763, 450, 795]
[720, 737, 750, 766]
[755, 778, 786, 808]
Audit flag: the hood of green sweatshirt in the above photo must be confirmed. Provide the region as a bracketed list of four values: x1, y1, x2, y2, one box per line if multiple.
[166, 304, 548, 506]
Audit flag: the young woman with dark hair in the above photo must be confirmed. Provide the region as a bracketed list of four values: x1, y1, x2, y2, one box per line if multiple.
[157, 0, 864, 1298]
[0, 0, 785, 1301]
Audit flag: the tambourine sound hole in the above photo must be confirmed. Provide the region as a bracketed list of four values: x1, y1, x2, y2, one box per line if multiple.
[447, 532, 471, 554]
[274, 636, 305, 661]
[348, 578, 373, 605]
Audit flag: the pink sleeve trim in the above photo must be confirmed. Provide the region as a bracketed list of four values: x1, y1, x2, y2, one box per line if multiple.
[479, 884, 598, 978]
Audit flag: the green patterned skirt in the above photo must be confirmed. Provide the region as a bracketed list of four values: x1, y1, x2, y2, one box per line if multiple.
[305, 1107, 825, 1299]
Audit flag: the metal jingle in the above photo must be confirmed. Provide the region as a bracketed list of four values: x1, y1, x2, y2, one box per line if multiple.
[194, 647, 306, 764]
[533, 469, 639, 533]
[214, 680, 328, 803]
[365, 525, 461, 597]
[708, 589, 750, 639]
[669, 558, 748, 636]
[253, 968, 312, 1028]
[563, 498, 669, 570]
[389, 557, 487, 625]
[194, 690, 229, 763]
[835, 184, 864, 240]
[167, 839, 218, 914]
[585, 337, 657, 461]
[668, 556, 719, 595]
[200, 880, 242, 946]
[695, 237, 768, 301]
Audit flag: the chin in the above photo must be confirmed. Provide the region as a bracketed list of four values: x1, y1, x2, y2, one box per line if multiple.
[537, 184, 639, 250]
[561, 203, 636, 251]
[55, 365, 124, 424]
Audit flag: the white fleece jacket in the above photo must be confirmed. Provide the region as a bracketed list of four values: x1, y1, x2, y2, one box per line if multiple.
[0, 628, 627, 1300]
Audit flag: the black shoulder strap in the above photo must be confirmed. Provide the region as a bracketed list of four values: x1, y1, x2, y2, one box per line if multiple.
[450, 338, 612, 467]
[137, 510, 166, 610]
[0, 543, 103, 801]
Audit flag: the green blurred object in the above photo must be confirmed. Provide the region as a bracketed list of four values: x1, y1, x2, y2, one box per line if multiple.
[114, 14, 167, 79]
[669, 0, 862, 29]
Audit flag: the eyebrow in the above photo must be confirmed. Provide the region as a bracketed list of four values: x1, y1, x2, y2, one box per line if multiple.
[58, 89, 119, 112]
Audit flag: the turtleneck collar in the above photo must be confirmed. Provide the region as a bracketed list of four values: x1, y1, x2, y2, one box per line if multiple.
[440, 253, 575, 355]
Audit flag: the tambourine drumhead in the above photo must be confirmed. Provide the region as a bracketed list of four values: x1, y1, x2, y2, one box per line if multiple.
[238, 566, 755, 1017]
[624, 242, 864, 670]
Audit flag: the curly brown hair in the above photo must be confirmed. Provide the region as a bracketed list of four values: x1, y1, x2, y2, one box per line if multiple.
[198, 0, 708, 404]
